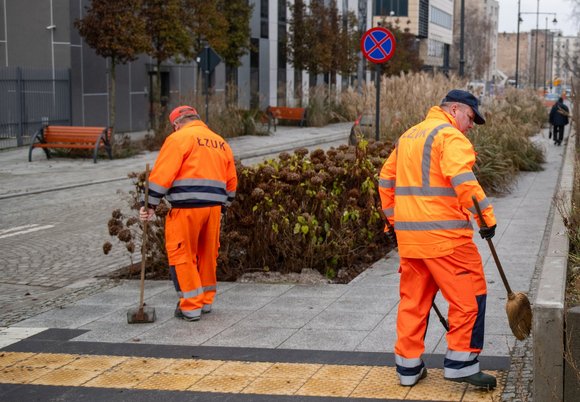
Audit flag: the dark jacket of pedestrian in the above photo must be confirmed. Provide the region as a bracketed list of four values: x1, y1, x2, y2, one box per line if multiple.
[549, 98, 570, 146]
[549, 98, 569, 127]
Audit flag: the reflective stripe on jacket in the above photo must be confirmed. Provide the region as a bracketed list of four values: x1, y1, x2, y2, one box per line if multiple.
[378, 106, 496, 258]
[147, 120, 237, 208]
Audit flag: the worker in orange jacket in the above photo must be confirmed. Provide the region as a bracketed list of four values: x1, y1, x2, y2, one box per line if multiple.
[140, 106, 237, 322]
[379, 90, 497, 389]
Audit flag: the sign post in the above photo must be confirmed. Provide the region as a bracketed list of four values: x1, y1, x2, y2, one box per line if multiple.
[360, 27, 396, 141]
[196, 45, 222, 125]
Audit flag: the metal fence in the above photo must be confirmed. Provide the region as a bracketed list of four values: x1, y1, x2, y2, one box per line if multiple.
[0, 67, 71, 149]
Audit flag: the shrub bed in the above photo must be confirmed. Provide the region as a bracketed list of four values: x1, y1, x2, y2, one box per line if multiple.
[104, 73, 548, 283]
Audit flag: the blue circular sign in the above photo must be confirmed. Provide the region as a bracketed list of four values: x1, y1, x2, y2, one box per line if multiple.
[360, 27, 396, 64]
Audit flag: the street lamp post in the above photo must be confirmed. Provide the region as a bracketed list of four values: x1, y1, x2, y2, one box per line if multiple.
[518, 7, 557, 89]
[534, 0, 539, 89]
[515, 0, 521, 87]
[543, 17, 548, 92]
[459, 0, 465, 77]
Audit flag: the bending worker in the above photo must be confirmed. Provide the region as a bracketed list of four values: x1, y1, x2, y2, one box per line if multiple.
[140, 106, 237, 322]
[378, 90, 497, 389]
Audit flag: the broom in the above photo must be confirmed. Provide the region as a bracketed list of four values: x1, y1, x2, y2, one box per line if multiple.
[127, 164, 157, 324]
[471, 196, 531, 340]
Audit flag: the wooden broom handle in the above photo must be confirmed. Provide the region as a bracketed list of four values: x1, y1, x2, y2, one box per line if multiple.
[139, 164, 150, 309]
[471, 196, 513, 295]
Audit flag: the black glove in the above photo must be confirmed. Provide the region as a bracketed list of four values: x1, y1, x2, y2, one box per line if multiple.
[386, 228, 398, 248]
[479, 224, 496, 240]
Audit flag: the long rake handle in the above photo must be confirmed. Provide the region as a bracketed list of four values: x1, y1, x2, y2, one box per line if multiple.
[139, 164, 150, 312]
[471, 196, 513, 295]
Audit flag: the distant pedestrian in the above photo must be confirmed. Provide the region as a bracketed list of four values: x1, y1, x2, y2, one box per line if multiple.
[139, 106, 237, 321]
[379, 89, 497, 389]
[549, 97, 570, 146]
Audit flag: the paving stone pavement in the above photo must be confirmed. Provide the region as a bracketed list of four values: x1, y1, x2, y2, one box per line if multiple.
[0, 122, 574, 401]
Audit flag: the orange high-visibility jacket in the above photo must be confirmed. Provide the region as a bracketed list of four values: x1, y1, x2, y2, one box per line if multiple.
[147, 120, 237, 209]
[379, 106, 496, 258]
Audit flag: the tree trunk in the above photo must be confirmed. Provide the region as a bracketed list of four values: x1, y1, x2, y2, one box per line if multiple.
[153, 60, 162, 134]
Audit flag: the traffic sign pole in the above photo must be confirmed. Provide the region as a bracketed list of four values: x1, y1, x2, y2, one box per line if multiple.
[375, 67, 380, 141]
[360, 27, 396, 143]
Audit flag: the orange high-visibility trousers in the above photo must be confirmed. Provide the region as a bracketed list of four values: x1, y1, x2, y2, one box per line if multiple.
[165, 206, 221, 320]
[395, 241, 487, 377]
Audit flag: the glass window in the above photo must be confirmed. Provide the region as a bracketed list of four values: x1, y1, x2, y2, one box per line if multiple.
[374, 0, 408, 17]
[430, 6, 452, 29]
[428, 39, 444, 58]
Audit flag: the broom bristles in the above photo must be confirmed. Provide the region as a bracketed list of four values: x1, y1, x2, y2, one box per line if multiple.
[506, 292, 532, 340]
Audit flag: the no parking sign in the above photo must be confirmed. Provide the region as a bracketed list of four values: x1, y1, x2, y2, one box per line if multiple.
[360, 27, 396, 64]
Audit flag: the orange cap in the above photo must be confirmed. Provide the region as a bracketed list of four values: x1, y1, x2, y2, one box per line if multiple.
[169, 105, 199, 125]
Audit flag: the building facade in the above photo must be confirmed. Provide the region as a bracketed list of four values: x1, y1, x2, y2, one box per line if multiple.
[373, 0, 453, 72]
[552, 34, 580, 90]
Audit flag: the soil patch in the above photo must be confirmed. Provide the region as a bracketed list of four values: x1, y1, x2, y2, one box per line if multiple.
[104, 262, 371, 285]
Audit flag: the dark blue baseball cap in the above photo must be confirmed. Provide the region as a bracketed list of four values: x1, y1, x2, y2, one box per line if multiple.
[441, 89, 485, 125]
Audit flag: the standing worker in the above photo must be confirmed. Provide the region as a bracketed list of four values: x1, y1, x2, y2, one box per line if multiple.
[140, 106, 237, 322]
[379, 90, 497, 389]
[549, 97, 570, 146]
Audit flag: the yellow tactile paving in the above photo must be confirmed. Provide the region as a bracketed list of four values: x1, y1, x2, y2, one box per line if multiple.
[0, 366, 55, 383]
[262, 362, 322, 378]
[351, 367, 410, 399]
[18, 352, 79, 369]
[63, 354, 128, 371]
[136, 372, 204, 390]
[242, 376, 307, 395]
[83, 370, 152, 388]
[210, 360, 273, 377]
[313, 364, 371, 382]
[114, 356, 174, 373]
[405, 370, 466, 401]
[190, 374, 254, 393]
[161, 358, 224, 375]
[297, 377, 361, 397]
[30, 368, 99, 386]
[0, 351, 508, 400]
[0, 352, 36, 368]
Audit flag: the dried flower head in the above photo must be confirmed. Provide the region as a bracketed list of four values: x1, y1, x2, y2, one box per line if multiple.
[252, 187, 265, 198]
[294, 148, 309, 158]
[112, 209, 123, 219]
[103, 241, 112, 255]
[155, 202, 170, 217]
[126, 241, 135, 253]
[117, 228, 132, 242]
[108, 218, 123, 236]
[125, 217, 138, 227]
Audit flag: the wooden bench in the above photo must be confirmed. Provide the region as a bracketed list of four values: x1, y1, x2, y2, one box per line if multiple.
[28, 125, 112, 163]
[266, 106, 307, 131]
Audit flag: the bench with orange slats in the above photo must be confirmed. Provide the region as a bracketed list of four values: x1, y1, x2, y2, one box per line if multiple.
[266, 106, 307, 131]
[28, 125, 112, 163]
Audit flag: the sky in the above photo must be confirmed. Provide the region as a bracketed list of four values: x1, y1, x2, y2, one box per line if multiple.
[497, 0, 579, 36]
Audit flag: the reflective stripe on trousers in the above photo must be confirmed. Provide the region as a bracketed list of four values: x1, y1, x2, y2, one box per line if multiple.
[395, 355, 425, 385]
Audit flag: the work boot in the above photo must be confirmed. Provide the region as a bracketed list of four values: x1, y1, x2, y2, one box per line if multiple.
[400, 367, 427, 387]
[446, 371, 497, 389]
[174, 302, 201, 322]
[202, 304, 212, 314]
